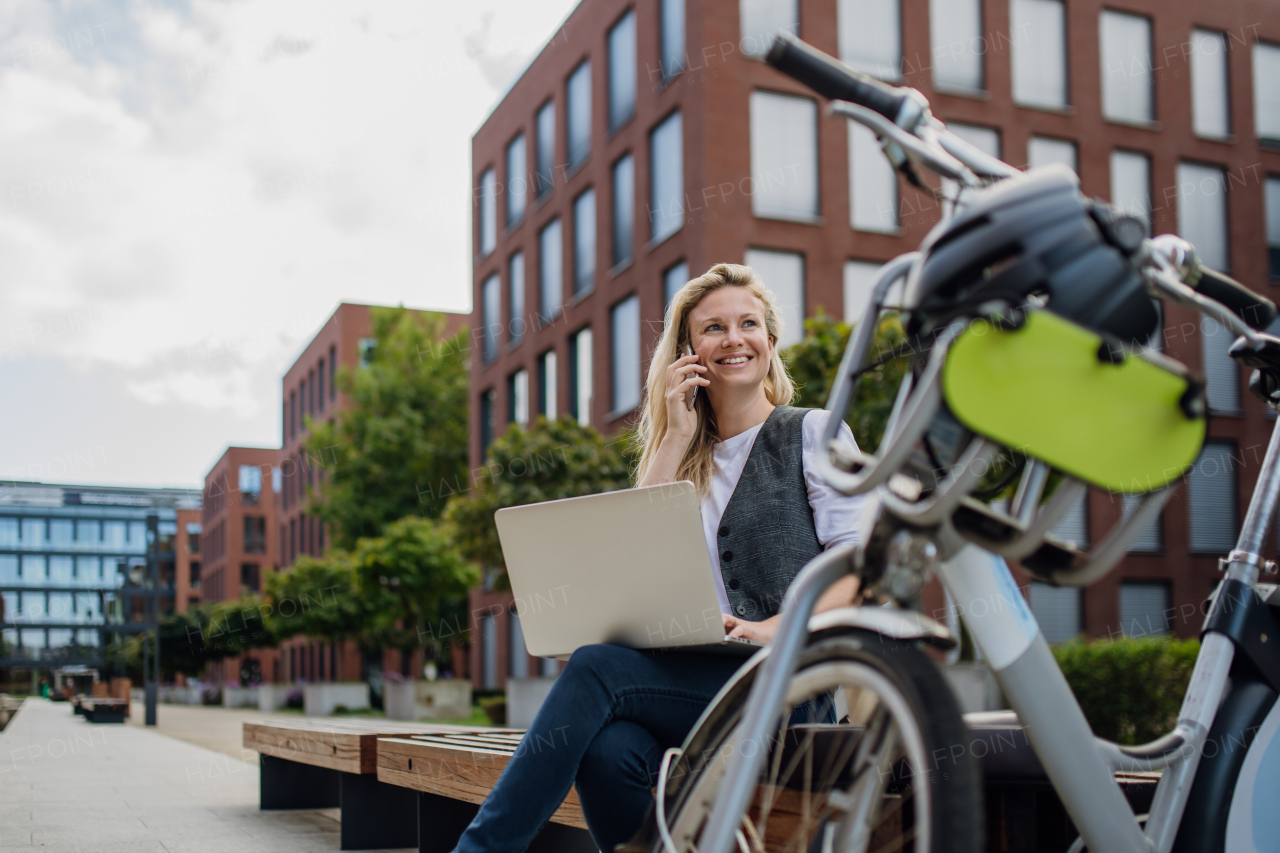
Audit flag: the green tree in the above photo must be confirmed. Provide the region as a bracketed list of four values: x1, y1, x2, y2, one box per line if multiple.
[350, 517, 478, 672]
[307, 306, 470, 549]
[201, 595, 277, 659]
[783, 309, 908, 451]
[263, 554, 369, 680]
[444, 416, 634, 574]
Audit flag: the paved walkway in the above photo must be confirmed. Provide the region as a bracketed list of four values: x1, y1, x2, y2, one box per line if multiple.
[0, 699, 413, 853]
[126, 702, 314, 764]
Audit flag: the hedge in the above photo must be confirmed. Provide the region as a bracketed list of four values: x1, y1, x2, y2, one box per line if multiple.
[1052, 635, 1200, 745]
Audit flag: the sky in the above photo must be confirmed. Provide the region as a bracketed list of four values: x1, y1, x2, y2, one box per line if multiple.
[0, 0, 577, 489]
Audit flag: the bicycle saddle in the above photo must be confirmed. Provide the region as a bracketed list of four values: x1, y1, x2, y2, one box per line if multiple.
[904, 165, 1157, 347]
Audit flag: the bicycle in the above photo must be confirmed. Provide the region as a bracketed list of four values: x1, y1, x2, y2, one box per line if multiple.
[620, 32, 1280, 853]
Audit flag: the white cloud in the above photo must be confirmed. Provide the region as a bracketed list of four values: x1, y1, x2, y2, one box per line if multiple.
[0, 0, 578, 485]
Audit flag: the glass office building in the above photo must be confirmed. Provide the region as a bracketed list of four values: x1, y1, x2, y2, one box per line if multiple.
[0, 482, 201, 670]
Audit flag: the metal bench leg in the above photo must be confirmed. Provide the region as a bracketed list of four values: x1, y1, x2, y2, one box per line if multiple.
[259, 754, 340, 810]
[417, 791, 479, 853]
[338, 771, 418, 850]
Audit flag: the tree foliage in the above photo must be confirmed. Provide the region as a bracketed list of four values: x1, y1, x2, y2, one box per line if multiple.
[349, 516, 478, 664]
[307, 306, 470, 549]
[263, 554, 370, 649]
[444, 416, 635, 573]
[783, 309, 908, 452]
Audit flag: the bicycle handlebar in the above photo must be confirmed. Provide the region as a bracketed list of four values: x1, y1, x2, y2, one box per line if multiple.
[1192, 264, 1277, 331]
[765, 32, 913, 124]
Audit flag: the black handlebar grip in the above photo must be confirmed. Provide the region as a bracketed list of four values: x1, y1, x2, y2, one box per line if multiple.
[1194, 264, 1277, 331]
[765, 32, 908, 122]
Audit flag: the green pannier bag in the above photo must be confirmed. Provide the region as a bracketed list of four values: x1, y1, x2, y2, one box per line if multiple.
[941, 310, 1207, 494]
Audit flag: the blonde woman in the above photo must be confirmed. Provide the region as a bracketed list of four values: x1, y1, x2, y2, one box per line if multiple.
[450, 264, 867, 853]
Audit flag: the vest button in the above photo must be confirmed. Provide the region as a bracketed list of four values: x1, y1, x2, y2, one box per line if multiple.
[721, 551, 733, 562]
[728, 578, 740, 590]
[718, 526, 729, 537]
[735, 604, 747, 616]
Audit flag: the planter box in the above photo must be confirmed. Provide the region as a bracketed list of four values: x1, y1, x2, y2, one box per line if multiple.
[303, 682, 370, 717]
[943, 662, 1004, 713]
[257, 684, 290, 712]
[223, 686, 259, 709]
[384, 679, 472, 721]
[507, 677, 558, 728]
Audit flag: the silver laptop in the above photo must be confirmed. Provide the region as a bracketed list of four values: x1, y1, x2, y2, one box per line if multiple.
[495, 481, 764, 660]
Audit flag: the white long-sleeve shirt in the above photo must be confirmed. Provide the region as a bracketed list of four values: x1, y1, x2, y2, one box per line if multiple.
[700, 409, 869, 614]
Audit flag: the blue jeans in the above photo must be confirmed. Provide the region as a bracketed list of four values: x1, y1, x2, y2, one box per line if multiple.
[451, 644, 745, 853]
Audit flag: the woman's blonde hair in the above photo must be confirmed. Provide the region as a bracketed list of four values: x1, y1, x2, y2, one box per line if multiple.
[635, 263, 796, 496]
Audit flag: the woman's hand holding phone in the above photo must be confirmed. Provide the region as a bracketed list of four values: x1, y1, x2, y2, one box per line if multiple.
[664, 347, 709, 441]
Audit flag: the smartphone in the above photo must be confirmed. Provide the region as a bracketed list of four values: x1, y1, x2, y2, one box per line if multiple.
[686, 343, 698, 410]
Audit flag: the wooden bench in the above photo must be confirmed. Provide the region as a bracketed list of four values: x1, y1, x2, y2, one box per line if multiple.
[73, 697, 127, 723]
[377, 730, 598, 853]
[243, 718, 526, 851]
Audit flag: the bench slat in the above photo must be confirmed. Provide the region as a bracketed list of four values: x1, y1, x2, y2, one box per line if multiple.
[376, 736, 587, 829]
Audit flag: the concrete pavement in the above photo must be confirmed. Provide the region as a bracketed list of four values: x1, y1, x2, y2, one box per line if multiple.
[0, 699, 413, 853]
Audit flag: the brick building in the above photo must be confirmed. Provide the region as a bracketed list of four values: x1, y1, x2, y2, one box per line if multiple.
[469, 0, 1280, 686]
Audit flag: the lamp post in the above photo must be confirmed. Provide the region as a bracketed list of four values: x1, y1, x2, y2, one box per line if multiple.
[144, 513, 159, 726]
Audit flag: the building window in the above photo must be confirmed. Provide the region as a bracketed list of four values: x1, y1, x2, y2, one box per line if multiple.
[535, 100, 556, 198]
[243, 516, 266, 554]
[1050, 488, 1090, 548]
[238, 465, 262, 505]
[1010, 0, 1067, 109]
[309, 369, 316, 416]
[1119, 582, 1171, 637]
[663, 260, 689, 315]
[1201, 316, 1241, 414]
[1027, 136, 1078, 173]
[508, 252, 526, 346]
[1029, 583, 1081, 643]
[1177, 162, 1229, 271]
[509, 610, 528, 679]
[1255, 43, 1280, 142]
[573, 188, 596, 296]
[1121, 494, 1162, 552]
[240, 563, 260, 594]
[508, 369, 530, 428]
[1189, 442, 1238, 553]
[329, 344, 336, 400]
[568, 327, 593, 426]
[358, 337, 376, 367]
[186, 522, 201, 555]
[538, 350, 558, 420]
[1099, 11, 1153, 124]
[567, 60, 592, 168]
[750, 92, 818, 221]
[539, 218, 563, 322]
[838, 0, 901, 80]
[843, 260, 884, 323]
[1110, 151, 1152, 235]
[289, 391, 296, 440]
[478, 167, 497, 256]
[608, 11, 636, 131]
[506, 133, 527, 227]
[481, 613, 497, 689]
[611, 295, 641, 415]
[289, 518, 297, 564]
[1191, 29, 1230, 139]
[740, 0, 797, 57]
[848, 120, 897, 232]
[317, 358, 325, 414]
[1267, 176, 1280, 280]
[744, 249, 804, 348]
[650, 111, 684, 242]
[482, 273, 500, 364]
[661, 0, 686, 79]
[930, 0, 982, 92]
[480, 389, 496, 459]
[612, 154, 635, 268]
[189, 561, 201, 591]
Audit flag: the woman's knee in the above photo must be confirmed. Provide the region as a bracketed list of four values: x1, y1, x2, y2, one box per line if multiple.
[577, 720, 662, 789]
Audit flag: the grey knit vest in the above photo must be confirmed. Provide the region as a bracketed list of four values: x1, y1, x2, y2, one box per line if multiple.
[717, 405, 822, 622]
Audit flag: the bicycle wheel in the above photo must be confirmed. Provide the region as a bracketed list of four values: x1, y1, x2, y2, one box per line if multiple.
[625, 632, 982, 853]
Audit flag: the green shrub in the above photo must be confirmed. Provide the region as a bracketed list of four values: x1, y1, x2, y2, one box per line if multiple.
[478, 695, 507, 727]
[1053, 635, 1199, 745]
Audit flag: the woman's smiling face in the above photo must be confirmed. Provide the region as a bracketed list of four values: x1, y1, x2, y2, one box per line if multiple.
[686, 286, 774, 393]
